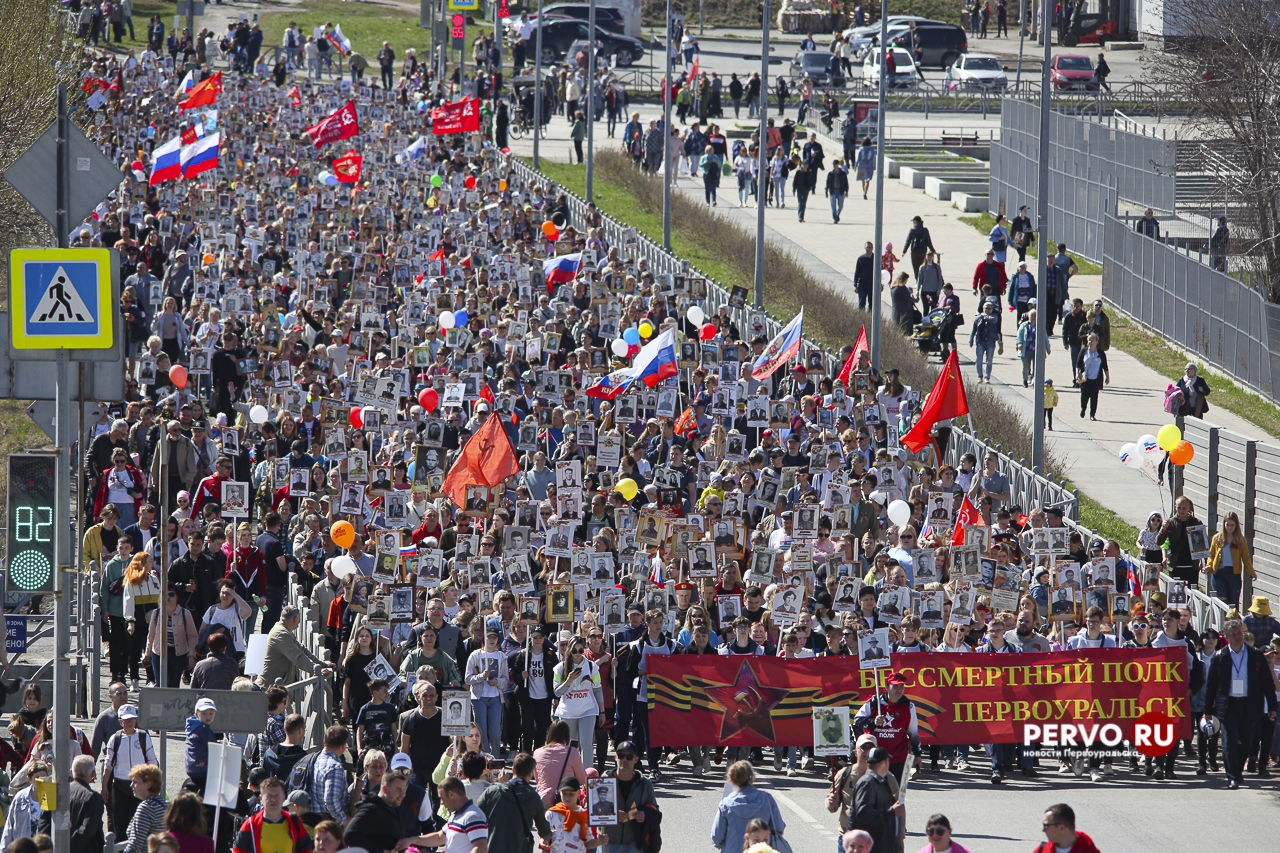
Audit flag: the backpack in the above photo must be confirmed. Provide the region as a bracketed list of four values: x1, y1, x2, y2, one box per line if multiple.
[287, 749, 321, 794]
[1163, 383, 1184, 415]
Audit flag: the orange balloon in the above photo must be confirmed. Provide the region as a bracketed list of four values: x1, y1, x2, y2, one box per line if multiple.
[541, 221, 558, 239]
[1169, 440, 1195, 466]
[331, 520, 356, 549]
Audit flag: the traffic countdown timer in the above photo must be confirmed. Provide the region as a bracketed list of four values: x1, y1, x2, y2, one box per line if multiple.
[6, 455, 56, 593]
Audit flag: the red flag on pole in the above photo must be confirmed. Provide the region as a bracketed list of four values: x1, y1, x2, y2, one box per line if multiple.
[951, 495, 985, 546]
[430, 97, 482, 135]
[286, 84, 302, 107]
[836, 325, 870, 386]
[332, 152, 363, 183]
[441, 412, 521, 509]
[901, 350, 970, 453]
[179, 72, 222, 110]
[305, 101, 360, 149]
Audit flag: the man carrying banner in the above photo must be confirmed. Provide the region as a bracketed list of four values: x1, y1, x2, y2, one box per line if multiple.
[852, 672, 920, 784]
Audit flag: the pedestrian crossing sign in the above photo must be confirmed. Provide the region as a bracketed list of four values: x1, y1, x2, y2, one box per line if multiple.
[9, 248, 116, 349]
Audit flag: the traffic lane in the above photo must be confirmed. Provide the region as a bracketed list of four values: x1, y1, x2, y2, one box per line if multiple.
[660, 761, 1280, 853]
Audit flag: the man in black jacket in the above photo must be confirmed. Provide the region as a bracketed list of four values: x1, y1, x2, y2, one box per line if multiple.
[511, 626, 558, 754]
[344, 767, 408, 852]
[169, 529, 222, 623]
[854, 242, 876, 311]
[40, 754, 104, 853]
[1202, 618, 1278, 788]
[851, 747, 904, 853]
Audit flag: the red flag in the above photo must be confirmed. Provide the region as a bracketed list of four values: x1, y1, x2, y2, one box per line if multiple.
[441, 412, 521, 509]
[332, 151, 362, 183]
[673, 407, 698, 438]
[179, 72, 222, 111]
[836, 325, 870, 387]
[901, 350, 970, 453]
[951, 495, 985, 546]
[305, 101, 360, 149]
[179, 125, 200, 146]
[430, 97, 482, 135]
[478, 383, 495, 406]
[286, 84, 302, 107]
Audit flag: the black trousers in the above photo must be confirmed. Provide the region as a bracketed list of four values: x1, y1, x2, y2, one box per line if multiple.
[518, 695, 553, 754]
[631, 700, 662, 772]
[1079, 377, 1102, 417]
[1221, 699, 1258, 783]
[107, 777, 140, 836]
[108, 615, 131, 681]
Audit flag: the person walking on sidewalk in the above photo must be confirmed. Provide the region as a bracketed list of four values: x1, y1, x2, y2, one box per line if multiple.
[1074, 333, 1109, 420]
[1016, 309, 1049, 387]
[1061, 299, 1088, 374]
[904, 216, 936, 280]
[917, 251, 945, 313]
[855, 137, 876, 199]
[826, 159, 850, 223]
[1176, 363, 1212, 419]
[1044, 379, 1058, 431]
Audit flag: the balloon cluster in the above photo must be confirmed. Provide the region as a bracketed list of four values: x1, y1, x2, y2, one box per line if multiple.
[1118, 424, 1194, 470]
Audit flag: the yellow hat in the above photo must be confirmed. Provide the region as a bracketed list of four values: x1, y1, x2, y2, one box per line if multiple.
[1248, 595, 1272, 617]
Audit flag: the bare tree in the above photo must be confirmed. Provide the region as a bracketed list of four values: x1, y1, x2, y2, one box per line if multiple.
[1142, 0, 1280, 300]
[0, 0, 86, 281]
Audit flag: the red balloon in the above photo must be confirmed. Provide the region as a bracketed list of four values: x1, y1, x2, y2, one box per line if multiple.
[627, 344, 639, 358]
[699, 323, 718, 341]
[348, 407, 363, 429]
[464, 174, 477, 190]
[420, 388, 439, 412]
[168, 364, 188, 389]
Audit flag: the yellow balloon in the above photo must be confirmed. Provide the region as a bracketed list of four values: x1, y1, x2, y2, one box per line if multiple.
[638, 321, 654, 339]
[1157, 423, 1182, 452]
[615, 478, 639, 501]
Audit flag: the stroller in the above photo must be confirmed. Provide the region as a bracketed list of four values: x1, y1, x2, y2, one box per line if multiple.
[911, 307, 953, 359]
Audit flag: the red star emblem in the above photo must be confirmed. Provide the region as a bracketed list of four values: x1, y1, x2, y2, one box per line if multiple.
[705, 660, 790, 742]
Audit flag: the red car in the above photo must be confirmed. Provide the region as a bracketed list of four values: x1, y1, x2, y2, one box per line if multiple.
[1050, 54, 1099, 91]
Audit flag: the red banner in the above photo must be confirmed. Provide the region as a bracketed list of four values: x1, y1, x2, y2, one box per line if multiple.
[648, 648, 1191, 746]
[306, 101, 360, 149]
[332, 152, 363, 183]
[431, 97, 482, 136]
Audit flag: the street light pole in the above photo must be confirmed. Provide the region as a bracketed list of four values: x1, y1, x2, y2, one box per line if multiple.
[870, 0, 889, 371]
[1032, 0, 1051, 474]
[586, 0, 596, 201]
[532, 0, 544, 168]
[662, 0, 673, 251]
[753, 0, 770, 309]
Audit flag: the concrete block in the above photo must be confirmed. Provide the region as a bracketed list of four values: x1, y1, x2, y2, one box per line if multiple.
[925, 176, 989, 201]
[951, 192, 989, 213]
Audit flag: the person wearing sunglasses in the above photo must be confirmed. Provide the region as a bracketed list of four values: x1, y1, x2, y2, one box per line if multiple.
[600, 741, 657, 852]
[1036, 803, 1100, 853]
[916, 813, 972, 853]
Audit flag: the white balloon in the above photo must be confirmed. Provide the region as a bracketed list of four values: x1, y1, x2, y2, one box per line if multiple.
[1119, 442, 1144, 470]
[611, 338, 629, 357]
[439, 310, 456, 330]
[330, 555, 359, 579]
[1137, 434, 1162, 464]
[881, 269, 891, 285]
[686, 305, 705, 326]
[249, 404, 269, 424]
[887, 499, 912, 527]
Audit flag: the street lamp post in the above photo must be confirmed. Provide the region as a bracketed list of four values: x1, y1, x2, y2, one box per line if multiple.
[533, 0, 545, 168]
[1032, 0, 1051, 473]
[870, 0, 889, 371]
[662, 0, 673, 251]
[753, 0, 771, 309]
[586, 0, 596, 201]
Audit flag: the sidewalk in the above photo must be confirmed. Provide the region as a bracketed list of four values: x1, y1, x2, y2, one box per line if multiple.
[509, 109, 1279, 530]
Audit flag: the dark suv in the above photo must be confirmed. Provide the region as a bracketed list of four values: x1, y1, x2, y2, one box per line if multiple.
[541, 3, 628, 34]
[888, 24, 968, 69]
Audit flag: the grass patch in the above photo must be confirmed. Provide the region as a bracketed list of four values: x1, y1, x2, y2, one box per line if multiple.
[529, 149, 1054, 475]
[1074, 486, 1141, 551]
[258, 0, 439, 60]
[959, 212, 1103, 276]
[1106, 310, 1280, 439]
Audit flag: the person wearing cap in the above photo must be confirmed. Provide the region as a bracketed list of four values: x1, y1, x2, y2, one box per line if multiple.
[849, 746, 905, 853]
[853, 672, 920, 785]
[598, 740, 656, 853]
[827, 734, 878, 838]
[231, 776, 311, 853]
[150, 419, 198, 516]
[101, 702, 158, 837]
[184, 697, 219, 792]
[711, 760, 787, 853]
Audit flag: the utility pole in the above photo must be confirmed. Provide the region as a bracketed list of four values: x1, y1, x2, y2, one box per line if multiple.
[586, 0, 597, 201]
[533, 0, 544, 168]
[753, 0, 770, 309]
[662, 0, 673, 251]
[1032, 0, 1051, 474]
[1016, 0, 1027, 88]
[869, 0, 889, 371]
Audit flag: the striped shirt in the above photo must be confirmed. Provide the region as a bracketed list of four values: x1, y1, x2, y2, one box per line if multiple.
[445, 800, 489, 853]
[125, 795, 168, 853]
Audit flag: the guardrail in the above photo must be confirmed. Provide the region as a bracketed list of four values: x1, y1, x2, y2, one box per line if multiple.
[283, 578, 336, 744]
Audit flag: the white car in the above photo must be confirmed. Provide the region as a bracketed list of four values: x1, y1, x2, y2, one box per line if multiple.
[842, 16, 943, 42]
[944, 53, 1009, 91]
[862, 47, 921, 89]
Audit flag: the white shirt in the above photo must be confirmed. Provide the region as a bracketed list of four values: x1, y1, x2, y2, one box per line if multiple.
[203, 603, 247, 652]
[1229, 646, 1248, 697]
[104, 729, 159, 781]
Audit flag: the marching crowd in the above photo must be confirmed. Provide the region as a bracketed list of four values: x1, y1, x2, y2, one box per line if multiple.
[6, 13, 1280, 853]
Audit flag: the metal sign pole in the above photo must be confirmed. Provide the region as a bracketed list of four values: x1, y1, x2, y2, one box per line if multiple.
[586, 0, 596, 202]
[533, 0, 544, 168]
[1032, 0, 1050, 474]
[661, 0, 673, 251]
[753, 0, 770, 310]
[870, 1, 889, 371]
[52, 83, 72, 853]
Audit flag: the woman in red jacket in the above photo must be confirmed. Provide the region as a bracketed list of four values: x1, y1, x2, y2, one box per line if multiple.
[224, 522, 267, 634]
[93, 449, 147, 528]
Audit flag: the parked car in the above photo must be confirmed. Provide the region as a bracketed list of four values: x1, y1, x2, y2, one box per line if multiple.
[944, 53, 1008, 90]
[539, 4, 628, 34]
[841, 16, 943, 42]
[789, 50, 847, 87]
[1049, 54, 1099, 90]
[887, 23, 968, 69]
[518, 18, 645, 66]
[862, 47, 921, 89]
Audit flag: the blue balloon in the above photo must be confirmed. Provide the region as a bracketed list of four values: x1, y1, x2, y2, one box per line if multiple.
[454, 309, 469, 326]
[623, 327, 641, 346]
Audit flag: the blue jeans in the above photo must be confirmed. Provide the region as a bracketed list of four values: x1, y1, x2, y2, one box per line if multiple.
[942, 744, 970, 762]
[830, 190, 845, 221]
[987, 742, 1024, 774]
[974, 341, 995, 378]
[245, 599, 261, 636]
[1212, 571, 1243, 611]
[474, 695, 503, 755]
[261, 584, 286, 634]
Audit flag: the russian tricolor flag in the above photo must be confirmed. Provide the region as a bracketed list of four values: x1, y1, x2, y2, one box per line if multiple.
[543, 253, 582, 293]
[180, 132, 220, 179]
[149, 134, 183, 185]
[631, 328, 678, 387]
[751, 308, 805, 380]
[585, 366, 637, 400]
[326, 25, 352, 55]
